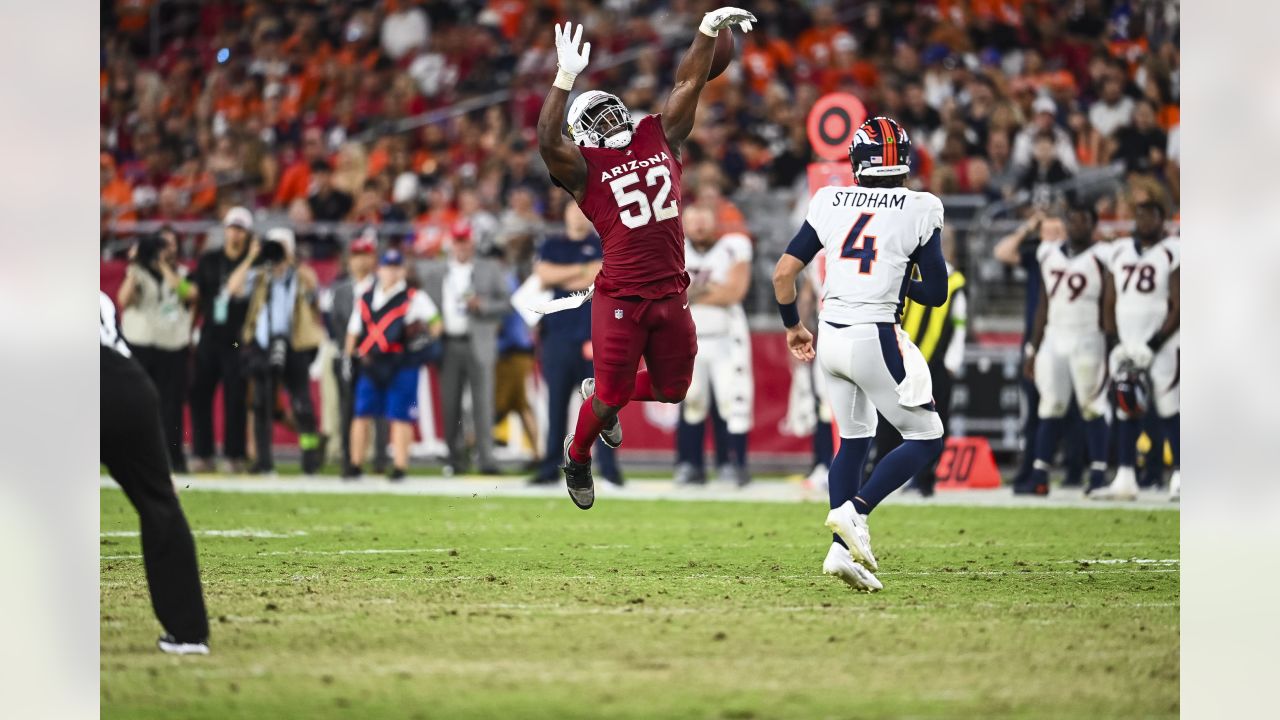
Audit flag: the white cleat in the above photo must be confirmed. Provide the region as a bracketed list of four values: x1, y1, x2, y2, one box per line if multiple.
[1091, 466, 1139, 501]
[823, 543, 882, 592]
[157, 634, 210, 655]
[580, 378, 622, 448]
[825, 501, 878, 571]
[1169, 470, 1180, 501]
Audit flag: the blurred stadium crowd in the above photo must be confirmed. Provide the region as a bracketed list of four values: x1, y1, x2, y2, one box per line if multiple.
[101, 0, 1180, 480]
[102, 0, 1180, 244]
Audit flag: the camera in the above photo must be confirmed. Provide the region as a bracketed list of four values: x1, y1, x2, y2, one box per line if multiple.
[133, 234, 167, 267]
[256, 238, 286, 265]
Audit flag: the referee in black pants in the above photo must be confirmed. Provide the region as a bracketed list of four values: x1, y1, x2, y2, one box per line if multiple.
[101, 292, 209, 654]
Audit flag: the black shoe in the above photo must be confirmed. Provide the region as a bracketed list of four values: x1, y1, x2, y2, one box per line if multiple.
[301, 448, 322, 475]
[1012, 480, 1049, 496]
[342, 465, 363, 481]
[528, 474, 559, 486]
[560, 435, 594, 510]
[916, 478, 936, 498]
[248, 462, 274, 475]
[388, 467, 407, 482]
[157, 634, 209, 655]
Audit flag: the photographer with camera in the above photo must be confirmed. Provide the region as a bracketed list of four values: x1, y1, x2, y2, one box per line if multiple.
[189, 207, 255, 473]
[118, 227, 196, 473]
[230, 226, 326, 474]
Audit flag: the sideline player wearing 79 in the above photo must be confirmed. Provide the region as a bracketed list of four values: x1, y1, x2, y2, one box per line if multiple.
[536, 8, 756, 510]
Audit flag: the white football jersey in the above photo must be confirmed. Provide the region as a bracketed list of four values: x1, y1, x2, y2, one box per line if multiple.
[1108, 237, 1180, 344]
[1036, 241, 1112, 334]
[686, 232, 752, 336]
[100, 291, 131, 357]
[804, 185, 944, 325]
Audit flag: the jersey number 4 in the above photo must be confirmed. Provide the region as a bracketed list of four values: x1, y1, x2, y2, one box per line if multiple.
[611, 167, 679, 229]
[840, 212, 878, 274]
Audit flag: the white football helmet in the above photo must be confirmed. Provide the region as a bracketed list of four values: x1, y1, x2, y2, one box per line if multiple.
[567, 90, 633, 149]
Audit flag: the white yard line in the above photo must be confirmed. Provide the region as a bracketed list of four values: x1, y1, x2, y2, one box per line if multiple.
[101, 529, 308, 539]
[102, 475, 1181, 511]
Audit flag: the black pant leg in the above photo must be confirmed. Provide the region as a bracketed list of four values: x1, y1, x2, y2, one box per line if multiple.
[101, 348, 209, 642]
[539, 341, 574, 478]
[188, 340, 220, 460]
[335, 358, 354, 469]
[284, 349, 318, 433]
[919, 364, 953, 488]
[157, 348, 189, 471]
[220, 344, 248, 460]
[250, 364, 275, 470]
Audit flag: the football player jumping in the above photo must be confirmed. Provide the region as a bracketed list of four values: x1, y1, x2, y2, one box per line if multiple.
[536, 9, 756, 510]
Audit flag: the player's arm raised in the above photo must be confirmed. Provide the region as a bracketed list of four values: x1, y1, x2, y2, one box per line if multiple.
[773, 219, 822, 362]
[662, 7, 756, 152]
[537, 22, 590, 202]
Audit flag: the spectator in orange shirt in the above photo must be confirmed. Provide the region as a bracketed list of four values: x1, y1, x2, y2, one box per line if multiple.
[413, 183, 458, 258]
[273, 125, 326, 208]
[741, 31, 795, 95]
[102, 153, 136, 222]
[796, 4, 844, 67]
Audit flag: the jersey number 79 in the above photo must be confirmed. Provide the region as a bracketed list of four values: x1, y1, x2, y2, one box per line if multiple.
[610, 167, 679, 229]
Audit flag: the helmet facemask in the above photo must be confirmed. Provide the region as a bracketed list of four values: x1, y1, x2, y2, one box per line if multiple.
[570, 95, 633, 149]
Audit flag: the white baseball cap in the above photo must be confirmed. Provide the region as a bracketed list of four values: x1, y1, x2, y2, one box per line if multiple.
[392, 172, 420, 204]
[223, 206, 254, 230]
[1032, 96, 1057, 115]
[264, 227, 296, 257]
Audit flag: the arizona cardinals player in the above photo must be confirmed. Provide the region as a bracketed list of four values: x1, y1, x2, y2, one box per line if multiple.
[537, 9, 756, 510]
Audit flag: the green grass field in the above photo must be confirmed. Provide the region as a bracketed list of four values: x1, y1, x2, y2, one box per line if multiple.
[100, 488, 1178, 719]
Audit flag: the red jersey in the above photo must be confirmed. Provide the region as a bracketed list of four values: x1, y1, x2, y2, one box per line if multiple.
[577, 114, 690, 299]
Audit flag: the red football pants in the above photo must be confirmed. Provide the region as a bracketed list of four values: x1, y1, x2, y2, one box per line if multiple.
[589, 291, 697, 407]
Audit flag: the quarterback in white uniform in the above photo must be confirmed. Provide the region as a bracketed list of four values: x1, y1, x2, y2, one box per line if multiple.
[1096, 200, 1181, 500]
[1021, 205, 1115, 496]
[773, 116, 948, 592]
[676, 205, 755, 486]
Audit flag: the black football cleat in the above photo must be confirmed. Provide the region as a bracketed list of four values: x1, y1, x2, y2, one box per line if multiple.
[560, 435, 595, 510]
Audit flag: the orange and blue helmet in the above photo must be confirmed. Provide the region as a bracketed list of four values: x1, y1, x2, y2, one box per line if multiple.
[849, 116, 912, 180]
[1112, 363, 1151, 421]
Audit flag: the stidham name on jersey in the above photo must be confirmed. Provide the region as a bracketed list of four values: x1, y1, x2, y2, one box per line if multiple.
[599, 151, 673, 182]
[831, 190, 907, 209]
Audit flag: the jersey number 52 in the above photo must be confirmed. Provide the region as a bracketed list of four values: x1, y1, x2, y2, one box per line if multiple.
[611, 167, 679, 229]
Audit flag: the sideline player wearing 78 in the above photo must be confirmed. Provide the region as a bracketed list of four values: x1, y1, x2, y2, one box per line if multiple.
[773, 117, 949, 592]
[536, 8, 756, 510]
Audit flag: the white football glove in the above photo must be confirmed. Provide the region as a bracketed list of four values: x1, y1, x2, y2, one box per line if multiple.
[699, 6, 757, 37]
[1125, 342, 1154, 370]
[553, 22, 591, 90]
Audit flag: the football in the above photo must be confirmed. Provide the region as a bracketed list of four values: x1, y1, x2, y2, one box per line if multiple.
[708, 29, 735, 80]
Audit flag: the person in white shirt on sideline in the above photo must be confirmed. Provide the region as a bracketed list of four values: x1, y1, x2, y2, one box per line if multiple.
[418, 221, 512, 475]
[674, 206, 755, 487]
